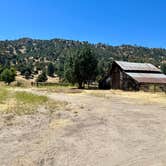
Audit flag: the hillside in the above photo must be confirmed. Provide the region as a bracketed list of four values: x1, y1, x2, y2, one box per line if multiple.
[0, 38, 166, 80]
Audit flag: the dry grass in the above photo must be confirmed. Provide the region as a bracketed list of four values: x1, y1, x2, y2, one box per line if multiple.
[36, 85, 82, 94]
[0, 86, 66, 115]
[111, 90, 166, 104]
[86, 90, 166, 105]
[14, 75, 59, 87]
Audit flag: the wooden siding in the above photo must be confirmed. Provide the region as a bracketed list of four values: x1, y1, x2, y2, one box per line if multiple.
[110, 61, 166, 92]
[111, 66, 120, 89]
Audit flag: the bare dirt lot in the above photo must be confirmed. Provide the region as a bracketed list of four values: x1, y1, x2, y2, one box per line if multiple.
[0, 88, 166, 166]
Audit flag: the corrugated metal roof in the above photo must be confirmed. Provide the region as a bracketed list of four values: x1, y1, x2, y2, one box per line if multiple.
[115, 61, 161, 72]
[126, 72, 166, 84]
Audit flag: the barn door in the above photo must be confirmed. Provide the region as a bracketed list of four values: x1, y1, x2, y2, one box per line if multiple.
[112, 68, 120, 89]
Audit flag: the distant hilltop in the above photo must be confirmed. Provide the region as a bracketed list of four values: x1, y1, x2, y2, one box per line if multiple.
[0, 37, 166, 65]
[0, 37, 166, 69]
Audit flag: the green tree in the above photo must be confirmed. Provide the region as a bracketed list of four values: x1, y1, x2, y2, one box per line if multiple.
[161, 63, 166, 74]
[36, 71, 48, 82]
[18, 64, 32, 78]
[97, 58, 113, 81]
[0, 65, 4, 80]
[64, 50, 76, 84]
[64, 46, 98, 88]
[1, 68, 16, 85]
[47, 63, 55, 77]
[56, 52, 66, 80]
[24, 70, 31, 79]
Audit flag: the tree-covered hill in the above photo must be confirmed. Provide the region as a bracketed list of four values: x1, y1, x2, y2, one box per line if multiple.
[0, 38, 166, 64]
[0, 37, 166, 81]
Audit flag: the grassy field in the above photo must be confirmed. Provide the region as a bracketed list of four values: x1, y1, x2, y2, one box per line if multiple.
[0, 86, 65, 115]
[85, 89, 166, 104]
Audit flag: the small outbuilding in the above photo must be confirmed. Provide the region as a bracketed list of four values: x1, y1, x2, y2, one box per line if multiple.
[110, 61, 166, 91]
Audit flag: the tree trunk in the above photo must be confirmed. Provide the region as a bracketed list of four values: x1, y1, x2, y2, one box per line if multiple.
[78, 82, 83, 89]
[87, 81, 90, 89]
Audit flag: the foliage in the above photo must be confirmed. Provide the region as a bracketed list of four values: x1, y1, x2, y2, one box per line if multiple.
[0, 38, 166, 83]
[24, 70, 31, 79]
[36, 71, 48, 82]
[15, 91, 48, 104]
[0, 87, 8, 103]
[47, 62, 55, 77]
[64, 46, 98, 88]
[64, 50, 76, 84]
[56, 53, 66, 80]
[0, 87, 65, 115]
[97, 57, 113, 81]
[161, 63, 166, 74]
[17, 63, 33, 79]
[1, 68, 16, 84]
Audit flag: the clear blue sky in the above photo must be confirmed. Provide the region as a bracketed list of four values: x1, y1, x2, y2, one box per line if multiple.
[0, 0, 166, 48]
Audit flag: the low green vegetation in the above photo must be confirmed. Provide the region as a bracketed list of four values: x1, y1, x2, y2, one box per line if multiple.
[15, 91, 48, 105]
[0, 87, 8, 103]
[0, 87, 65, 115]
[12, 91, 48, 115]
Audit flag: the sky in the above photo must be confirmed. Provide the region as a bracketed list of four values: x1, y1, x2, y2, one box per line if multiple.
[0, 0, 166, 48]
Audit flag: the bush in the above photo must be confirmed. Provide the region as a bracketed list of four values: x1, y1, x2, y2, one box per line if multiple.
[36, 71, 48, 82]
[1, 68, 16, 85]
[24, 70, 31, 79]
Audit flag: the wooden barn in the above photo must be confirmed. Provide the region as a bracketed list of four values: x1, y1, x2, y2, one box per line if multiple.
[110, 61, 166, 91]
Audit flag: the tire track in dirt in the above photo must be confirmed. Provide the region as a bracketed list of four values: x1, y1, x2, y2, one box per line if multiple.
[1, 88, 166, 166]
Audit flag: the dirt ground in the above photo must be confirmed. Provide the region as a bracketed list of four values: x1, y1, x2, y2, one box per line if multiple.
[0, 88, 166, 166]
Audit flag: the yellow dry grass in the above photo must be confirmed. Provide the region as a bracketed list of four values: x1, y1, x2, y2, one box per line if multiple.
[36, 85, 82, 94]
[85, 90, 166, 105]
[0, 86, 65, 115]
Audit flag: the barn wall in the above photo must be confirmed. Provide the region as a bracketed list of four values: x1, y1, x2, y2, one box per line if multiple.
[99, 76, 112, 89]
[139, 84, 166, 92]
[111, 66, 121, 89]
[110, 61, 166, 92]
[122, 73, 139, 91]
[111, 64, 139, 90]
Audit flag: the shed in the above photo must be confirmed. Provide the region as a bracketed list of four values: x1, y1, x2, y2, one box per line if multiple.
[110, 61, 166, 91]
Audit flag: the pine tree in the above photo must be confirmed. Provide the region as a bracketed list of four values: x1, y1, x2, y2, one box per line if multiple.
[64, 46, 98, 88]
[47, 63, 55, 77]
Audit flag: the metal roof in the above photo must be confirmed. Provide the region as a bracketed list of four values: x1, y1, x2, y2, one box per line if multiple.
[115, 61, 161, 72]
[126, 72, 166, 84]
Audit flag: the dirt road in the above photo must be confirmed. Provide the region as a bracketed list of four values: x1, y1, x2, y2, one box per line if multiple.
[0, 89, 166, 166]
